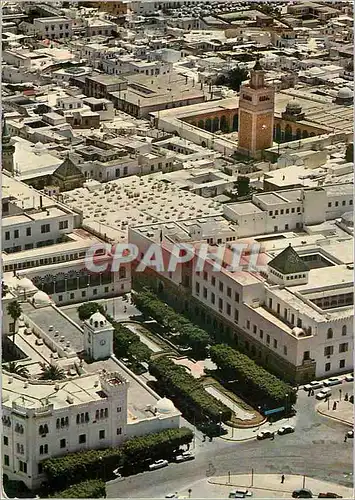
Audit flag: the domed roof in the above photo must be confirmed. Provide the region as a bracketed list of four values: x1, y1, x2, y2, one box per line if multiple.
[17, 277, 37, 292]
[89, 311, 107, 328]
[337, 87, 353, 99]
[341, 211, 353, 226]
[286, 100, 302, 112]
[33, 290, 52, 306]
[292, 327, 305, 338]
[156, 397, 176, 414]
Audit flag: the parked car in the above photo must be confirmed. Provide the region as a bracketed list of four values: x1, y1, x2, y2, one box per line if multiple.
[229, 489, 253, 498]
[292, 488, 313, 498]
[113, 468, 122, 478]
[257, 430, 274, 440]
[165, 494, 176, 499]
[318, 493, 343, 498]
[35, 338, 44, 346]
[323, 377, 342, 387]
[304, 381, 323, 391]
[278, 425, 295, 435]
[346, 429, 353, 438]
[175, 452, 195, 463]
[315, 389, 332, 400]
[344, 374, 354, 382]
[149, 459, 168, 471]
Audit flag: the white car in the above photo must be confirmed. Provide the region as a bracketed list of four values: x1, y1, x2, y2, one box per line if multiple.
[323, 377, 342, 387]
[278, 425, 295, 435]
[149, 459, 168, 471]
[175, 452, 195, 463]
[316, 389, 332, 400]
[35, 338, 44, 346]
[304, 381, 323, 391]
[345, 374, 354, 382]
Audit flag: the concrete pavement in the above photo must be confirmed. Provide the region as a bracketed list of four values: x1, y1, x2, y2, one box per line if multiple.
[317, 400, 353, 427]
[220, 416, 294, 441]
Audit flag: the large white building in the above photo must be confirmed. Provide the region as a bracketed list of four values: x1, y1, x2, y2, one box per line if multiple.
[33, 17, 73, 40]
[129, 184, 354, 383]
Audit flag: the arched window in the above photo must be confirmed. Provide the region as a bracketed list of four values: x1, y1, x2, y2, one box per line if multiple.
[198, 120, 204, 129]
[275, 123, 281, 141]
[205, 118, 212, 131]
[56, 418, 60, 429]
[302, 130, 309, 139]
[212, 117, 219, 132]
[220, 115, 228, 132]
[76, 414, 80, 424]
[39, 425, 43, 435]
[96, 410, 100, 420]
[285, 124, 293, 142]
[342, 325, 347, 336]
[40, 445, 44, 455]
[296, 128, 301, 139]
[327, 328, 333, 339]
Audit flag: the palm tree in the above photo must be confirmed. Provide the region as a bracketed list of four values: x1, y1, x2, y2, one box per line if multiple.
[40, 363, 65, 381]
[3, 362, 29, 378]
[7, 300, 22, 346]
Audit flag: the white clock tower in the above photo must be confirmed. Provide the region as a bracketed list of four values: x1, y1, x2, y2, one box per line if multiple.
[83, 312, 114, 360]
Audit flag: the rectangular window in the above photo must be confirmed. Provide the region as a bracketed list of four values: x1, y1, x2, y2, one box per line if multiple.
[41, 224, 50, 234]
[234, 309, 239, 323]
[14, 229, 19, 238]
[26, 227, 31, 236]
[4, 436, 8, 446]
[339, 359, 345, 369]
[246, 320, 250, 329]
[324, 346, 334, 356]
[59, 220, 69, 230]
[195, 281, 200, 295]
[291, 208, 295, 213]
[60, 439, 66, 449]
[303, 350, 310, 361]
[211, 276, 216, 286]
[203, 287, 207, 299]
[283, 345, 288, 355]
[211, 292, 215, 304]
[335, 201, 339, 207]
[79, 434, 86, 444]
[328, 202, 332, 208]
[277, 303, 280, 314]
[226, 303, 231, 316]
[219, 281, 223, 292]
[339, 343, 348, 353]
[99, 430, 105, 439]
[123, 166, 128, 175]
[325, 362, 331, 372]
[266, 334, 270, 344]
[4, 455, 10, 466]
[218, 298, 223, 311]
[235, 292, 240, 303]
[117, 427, 122, 435]
[253, 325, 257, 334]
[5, 231, 10, 240]
[269, 298, 272, 309]
[273, 339, 278, 348]
[203, 271, 208, 281]
[227, 287, 231, 298]
[259, 329, 264, 339]
[117, 407, 122, 412]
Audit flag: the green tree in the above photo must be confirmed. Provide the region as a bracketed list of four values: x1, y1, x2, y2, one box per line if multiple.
[77, 302, 105, 321]
[216, 66, 249, 92]
[236, 176, 250, 197]
[7, 300, 22, 344]
[40, 363, 65, 380]
[345, 143, 353, 163]
[50, 480, 105, 499]
[3, 361, 29, 378]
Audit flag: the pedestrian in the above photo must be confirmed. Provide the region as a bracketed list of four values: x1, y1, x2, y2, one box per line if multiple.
[281, 474, 285, 484]
[271, 433, 275, 440]
[344, 435, 348, 442]
[124, 306, 127, 313]
[311, 389, 315, 396]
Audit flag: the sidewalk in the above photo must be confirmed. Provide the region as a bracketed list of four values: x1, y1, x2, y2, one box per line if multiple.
[220, 416, 296, 442]
[317, 399, 353, 426]
[208, 474, 354, 498]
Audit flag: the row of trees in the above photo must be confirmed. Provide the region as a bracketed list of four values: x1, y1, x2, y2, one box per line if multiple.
[210, 344, 296, 408]
[149, 356, 232, 426]
[42, 427, 193, 491]
[49, 480, 105, 499]
[132, 291, 210, 358]
[2, 361, 66, 381]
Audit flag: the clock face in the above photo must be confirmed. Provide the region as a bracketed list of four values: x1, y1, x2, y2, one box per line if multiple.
[100, 339, 106, 346]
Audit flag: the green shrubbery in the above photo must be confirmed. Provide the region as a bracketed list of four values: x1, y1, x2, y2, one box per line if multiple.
[132, 291, 210, 357]
[210, 344, 297, 408]
[50, 480, 105, 498]
[42, 427, 193, 490]
[149, 356, 232, 424]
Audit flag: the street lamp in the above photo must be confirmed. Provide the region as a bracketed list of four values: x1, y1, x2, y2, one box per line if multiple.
[285, 393, 289, 419]
[219, 411, 222, 436]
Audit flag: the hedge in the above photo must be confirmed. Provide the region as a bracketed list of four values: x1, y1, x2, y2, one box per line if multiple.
[42, 427, 193, 490]
[50, 480, 105, 498]
[132, 291, 210, 357]
[210, 344, 297, 408]
[149, 356, 232, 424]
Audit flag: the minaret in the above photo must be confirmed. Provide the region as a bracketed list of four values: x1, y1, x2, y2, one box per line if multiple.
[2, 117, 15, 174]
[237, 55, 275, 159]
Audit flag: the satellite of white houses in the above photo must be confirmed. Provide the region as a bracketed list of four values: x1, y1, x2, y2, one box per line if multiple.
[1, 1, 353, 499]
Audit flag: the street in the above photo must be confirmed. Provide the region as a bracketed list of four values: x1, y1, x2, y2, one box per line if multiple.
[107, 385, 353, 498]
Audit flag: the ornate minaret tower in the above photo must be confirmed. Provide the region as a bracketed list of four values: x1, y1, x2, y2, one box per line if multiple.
[2, 117, 15, 174]
[237, 56, 275, 159]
